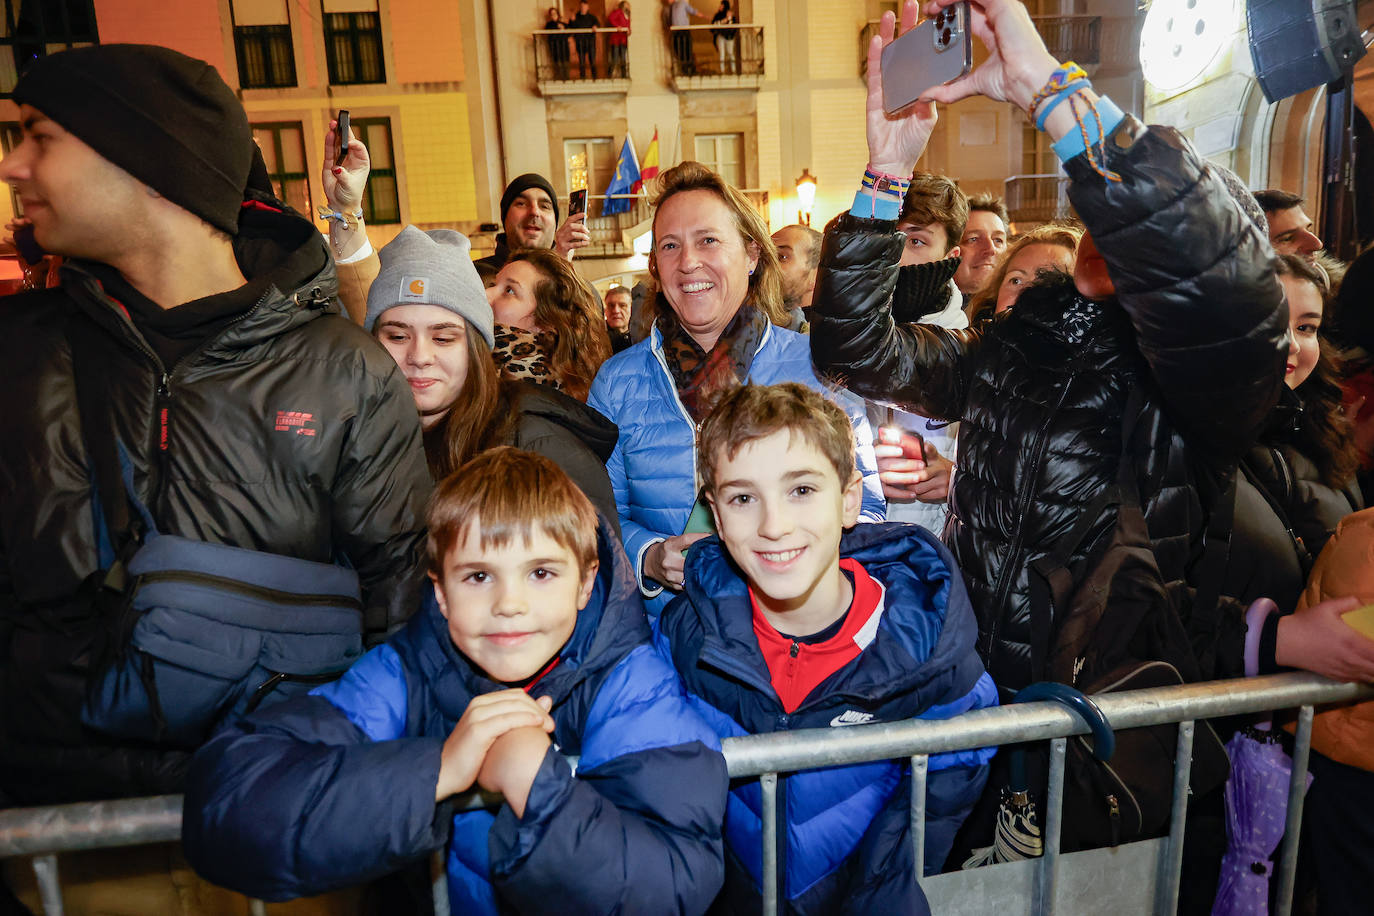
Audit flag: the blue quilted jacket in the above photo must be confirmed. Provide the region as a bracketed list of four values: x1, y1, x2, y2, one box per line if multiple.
[183, 519, 728, 914]
[587, 323, 886, 616]
[656, 522, 998, 915]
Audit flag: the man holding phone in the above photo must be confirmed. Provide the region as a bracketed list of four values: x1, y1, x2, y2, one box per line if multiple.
[473, 173, 592, 283]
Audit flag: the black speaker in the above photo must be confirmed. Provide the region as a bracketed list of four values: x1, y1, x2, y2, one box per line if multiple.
[1248, 0, 1366, 103]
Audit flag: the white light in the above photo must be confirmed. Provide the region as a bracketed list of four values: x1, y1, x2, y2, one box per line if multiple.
[1139, 0, 1239, 94]
[633, 230, 652, 256]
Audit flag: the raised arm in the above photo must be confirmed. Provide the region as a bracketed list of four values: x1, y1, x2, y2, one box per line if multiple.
[915, 0, 1285, 459]
[321, 118, 377, 325]
[1061, 133, 1286, 461]
[809, 0, 988, 421]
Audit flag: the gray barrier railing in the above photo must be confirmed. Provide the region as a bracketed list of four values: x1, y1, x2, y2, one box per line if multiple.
[4, 672, 1371, 916]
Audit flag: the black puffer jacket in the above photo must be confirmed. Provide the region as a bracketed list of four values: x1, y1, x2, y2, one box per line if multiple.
[508, 379, 622, 536]
[0, 206, 432, 803]
[1233, 398, 1362, 613]
[811, 121, 1288, 692]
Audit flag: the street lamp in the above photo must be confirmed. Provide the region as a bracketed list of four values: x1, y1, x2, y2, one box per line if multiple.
[796, 168, 817, 227]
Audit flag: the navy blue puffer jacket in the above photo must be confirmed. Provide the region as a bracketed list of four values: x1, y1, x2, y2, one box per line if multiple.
[183, 519, 728, 914]
[657, 522, 997, 915]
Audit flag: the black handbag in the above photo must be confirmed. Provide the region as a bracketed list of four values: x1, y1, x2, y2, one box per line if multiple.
[1018, 383, 1233, 853]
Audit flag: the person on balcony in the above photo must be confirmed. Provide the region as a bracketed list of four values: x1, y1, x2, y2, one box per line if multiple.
[669, 0, 700, 76]
[569, 1, 600, 79]
[608, 1, 631, 78]
[543, 7, 570, 81]
[711, 1, 738, 75]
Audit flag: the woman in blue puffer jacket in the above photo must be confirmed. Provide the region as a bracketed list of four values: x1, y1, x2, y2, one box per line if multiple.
[588, 161, 885, 617]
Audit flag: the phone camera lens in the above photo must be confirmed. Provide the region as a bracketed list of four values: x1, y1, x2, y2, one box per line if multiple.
[941, 27, 952, 44]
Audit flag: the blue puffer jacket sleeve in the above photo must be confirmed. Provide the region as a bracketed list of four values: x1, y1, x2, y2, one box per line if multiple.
[182, 646, 448, 902]
[488, 645, 728, 914]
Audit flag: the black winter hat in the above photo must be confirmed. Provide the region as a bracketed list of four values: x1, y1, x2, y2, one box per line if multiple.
[14, 44, 253, 236]
[500, 173, 560, 226]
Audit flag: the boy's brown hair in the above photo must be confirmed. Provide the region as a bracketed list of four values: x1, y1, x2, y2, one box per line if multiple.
[899, 171, 969, 254]
[697, 383, 855, 494]
[427, 446, 599, 573]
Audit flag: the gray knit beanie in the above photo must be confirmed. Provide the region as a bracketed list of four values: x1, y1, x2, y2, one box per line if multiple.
[365, 226, 495, 347]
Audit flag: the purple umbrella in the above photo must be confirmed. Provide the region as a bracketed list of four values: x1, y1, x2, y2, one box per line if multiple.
[1211, 726, 1312, 916]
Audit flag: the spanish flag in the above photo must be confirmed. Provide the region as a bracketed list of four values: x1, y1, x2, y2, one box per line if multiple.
[634, 128, 660, 192]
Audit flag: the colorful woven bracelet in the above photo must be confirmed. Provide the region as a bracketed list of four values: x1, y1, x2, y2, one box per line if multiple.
[862, 166, 910, 197]
[1034, 80, 1092, 131]
[1028, 62, 1089, 123]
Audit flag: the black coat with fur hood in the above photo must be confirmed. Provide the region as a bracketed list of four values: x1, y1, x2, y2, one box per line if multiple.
[810, 120, 1288, 692]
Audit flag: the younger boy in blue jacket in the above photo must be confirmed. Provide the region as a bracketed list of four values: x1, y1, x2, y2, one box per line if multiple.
[656, 382, 997, 915]
[183, 447, 728, 914]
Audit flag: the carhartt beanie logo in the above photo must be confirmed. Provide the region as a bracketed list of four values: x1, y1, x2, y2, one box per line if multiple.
[366, 227, 495, 347]
[13, 44, 254, 237]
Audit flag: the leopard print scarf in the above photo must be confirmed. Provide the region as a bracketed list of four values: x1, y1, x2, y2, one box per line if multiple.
[492, 324, 563, 392]
[657, 303, 768, 424]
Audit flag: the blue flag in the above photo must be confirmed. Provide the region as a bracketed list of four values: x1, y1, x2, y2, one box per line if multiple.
[601, 134, 641, 216]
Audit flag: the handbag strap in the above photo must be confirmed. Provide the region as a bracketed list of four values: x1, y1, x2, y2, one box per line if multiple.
[1239, 451, 1315, 576]
[1027, 383, 1144, 680]
[64, 315, 139, 566]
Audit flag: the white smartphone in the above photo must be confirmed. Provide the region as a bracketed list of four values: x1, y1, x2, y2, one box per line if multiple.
[880, 3, 973, 114]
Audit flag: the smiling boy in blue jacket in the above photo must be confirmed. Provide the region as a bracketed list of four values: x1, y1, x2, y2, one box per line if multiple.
[183, 447, 728, 914]
[656, 382, 997, 915]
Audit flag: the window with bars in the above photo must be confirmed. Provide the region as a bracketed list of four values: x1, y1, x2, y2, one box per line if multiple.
[251, 122, 311, 215]
[0, 0, 98, 97]
[693, 133, 744, 188]
[353, 117, 400, 224]
[324, 11, 384, 85]
[235, 25, 296, 88]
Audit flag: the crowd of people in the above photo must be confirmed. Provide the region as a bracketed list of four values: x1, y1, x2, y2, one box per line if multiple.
[2, 0, 1374, 914]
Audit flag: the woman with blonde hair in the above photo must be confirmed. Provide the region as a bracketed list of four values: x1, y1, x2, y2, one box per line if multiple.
[964, 223, 1082, 324]
[588, 160, 884, 614]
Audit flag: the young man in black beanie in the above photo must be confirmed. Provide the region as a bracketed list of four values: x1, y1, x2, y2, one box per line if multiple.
[0, 43, 433, 815]
[474, 171, 591, 283]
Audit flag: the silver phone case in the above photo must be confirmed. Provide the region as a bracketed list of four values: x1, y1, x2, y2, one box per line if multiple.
[880, 3, 973, 114]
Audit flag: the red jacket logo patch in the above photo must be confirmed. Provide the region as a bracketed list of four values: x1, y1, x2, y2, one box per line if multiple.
[274, 411, 318, 437]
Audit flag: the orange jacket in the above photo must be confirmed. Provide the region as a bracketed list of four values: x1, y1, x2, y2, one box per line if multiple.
[1295, 507, 1374, 772]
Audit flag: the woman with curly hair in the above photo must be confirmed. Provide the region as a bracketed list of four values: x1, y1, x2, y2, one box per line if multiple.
[486, 247, 613, 402]
[1235, 253, 1362, 613]
[964, 224, 1081, 325]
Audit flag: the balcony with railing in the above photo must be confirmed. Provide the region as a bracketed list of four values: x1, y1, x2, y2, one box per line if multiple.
[1004, 174, 1073, 226]
[667, 24, 764, 89]
[534, 27, 631, 95]
[1031, 15, 1101, 68]
[858, 16, 1102, 77]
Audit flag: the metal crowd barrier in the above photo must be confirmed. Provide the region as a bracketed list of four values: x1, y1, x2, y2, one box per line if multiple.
[3, 672, 1370, 916]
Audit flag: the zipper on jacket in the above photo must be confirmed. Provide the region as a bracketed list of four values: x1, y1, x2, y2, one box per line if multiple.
[138, 569, 363, 610]
[1106, 793, 1121, 846]
[650, 338, 703, 491]
[148, 289, 275, 515]
[985, 380, 1075, 678]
